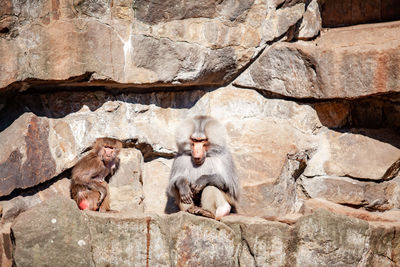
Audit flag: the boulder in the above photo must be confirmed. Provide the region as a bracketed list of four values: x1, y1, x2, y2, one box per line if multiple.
[304, 128, 400, 180]
[0, 114, 56, 196]
[235, 21, 400, 99]
[108, 148, 144, 212]
[12, 197, 92, 267]
[299, 176, 400, 211]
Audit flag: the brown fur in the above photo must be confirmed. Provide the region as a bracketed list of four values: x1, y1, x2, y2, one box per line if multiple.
[70, 138, 122, 212]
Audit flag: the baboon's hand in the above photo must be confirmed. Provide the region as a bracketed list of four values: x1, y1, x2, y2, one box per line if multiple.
[180, 190, 193, 204]
[176, 177, 193, 204]
[191, 178, 207, 194]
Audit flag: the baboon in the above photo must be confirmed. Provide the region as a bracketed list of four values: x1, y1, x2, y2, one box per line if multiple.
[168, 116, 239, 220]
[70, 137, 122, 212]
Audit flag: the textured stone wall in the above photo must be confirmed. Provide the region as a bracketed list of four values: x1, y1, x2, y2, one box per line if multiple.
[10, 197, 400, 266]
[321, 0, 400, 27]
[0, 0, 399, 266]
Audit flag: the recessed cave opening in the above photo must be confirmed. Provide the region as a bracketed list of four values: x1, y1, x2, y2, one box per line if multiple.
[320, 0, 400, 27]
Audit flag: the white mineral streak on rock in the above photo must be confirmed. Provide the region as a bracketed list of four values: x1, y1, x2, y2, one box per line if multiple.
[123, 27, 133, 82]
[303, 131, 330, 177]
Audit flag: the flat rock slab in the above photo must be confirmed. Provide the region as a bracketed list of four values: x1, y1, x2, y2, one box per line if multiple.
[304, 128, 400, 180]
[0, 0, 324, 90]
[300, 176, 400, 211]
[0, 0, 261, 89]
[235, 21, 400, 99]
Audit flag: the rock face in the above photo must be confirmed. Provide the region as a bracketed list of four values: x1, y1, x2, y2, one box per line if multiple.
[1, 87, 399, 218]
[108, 148, 144, 212]
[0, 114, 56, 196]
[234, 21, 400, 99]
[10, 197, 400, 266]
[1, 0, 400, 265]
[0, 0, 258, 88]
[321, 0, 400, 27]
[12, 197, 92, 267]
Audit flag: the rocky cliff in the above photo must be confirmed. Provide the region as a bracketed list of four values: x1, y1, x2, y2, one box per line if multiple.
[0, 0, 399, 266]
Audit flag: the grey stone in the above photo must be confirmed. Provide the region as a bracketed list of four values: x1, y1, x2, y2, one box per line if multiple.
[297, 0, 321, 40]
[12, 197, 93, 267]
[293, 209, 370, 266]
[108, 148, 144, 212]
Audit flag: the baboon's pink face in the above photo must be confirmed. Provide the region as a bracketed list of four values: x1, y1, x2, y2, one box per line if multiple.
[101, 146, 118, 163]
[190, 138, 209, 166]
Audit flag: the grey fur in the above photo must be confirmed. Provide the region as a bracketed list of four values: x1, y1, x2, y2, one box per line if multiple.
[168, 115, 239, 203]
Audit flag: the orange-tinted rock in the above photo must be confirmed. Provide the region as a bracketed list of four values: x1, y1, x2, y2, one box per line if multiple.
[321, 0, 400, 27]
[323, 129, 400, 180]
[313, 102, 350, 128]
[0, 223, 12, 267]
[0, 114, 56, 197]
[302, 198, 400, 224]
[0, 0, 263, 89]
[300, 176, 400, 211]
[235, 21, 400, 99]
[304, 128, 400, 180]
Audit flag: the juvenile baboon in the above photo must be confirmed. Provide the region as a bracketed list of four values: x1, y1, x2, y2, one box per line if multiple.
[70, 137, 122, 212]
